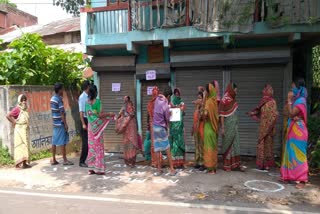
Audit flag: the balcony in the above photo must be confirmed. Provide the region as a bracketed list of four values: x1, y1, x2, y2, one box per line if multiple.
[81, 0, 320, 50]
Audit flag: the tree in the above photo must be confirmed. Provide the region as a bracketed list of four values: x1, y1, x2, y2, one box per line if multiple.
[0, 33, 87, 88]
[0, 0, 17, 8]
[53, 0, 87, 17]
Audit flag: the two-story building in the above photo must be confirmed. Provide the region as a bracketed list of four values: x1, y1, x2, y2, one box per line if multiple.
[80, 0, 320, 156]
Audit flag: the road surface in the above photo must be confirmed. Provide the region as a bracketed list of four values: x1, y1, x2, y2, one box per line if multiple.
[0, 189, 318, 214]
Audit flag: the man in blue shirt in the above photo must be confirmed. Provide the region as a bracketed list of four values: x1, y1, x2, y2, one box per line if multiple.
[79, 80, 90, 167]
[50, 83, 73, 166]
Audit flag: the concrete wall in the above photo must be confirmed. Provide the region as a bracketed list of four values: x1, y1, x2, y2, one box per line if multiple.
[0, 86, 80, 155]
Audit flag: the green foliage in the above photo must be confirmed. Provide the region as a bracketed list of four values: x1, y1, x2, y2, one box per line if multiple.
[311, 140, 320, 169]
[0, 0, 17, 8]
[53, 0, 91, 16]
[308, 117, 320, 169]
[313, 46, 320, 87]
[0, 33, 86, 88]
[30, 150, 51, 161]
[0, 146, 14, 166]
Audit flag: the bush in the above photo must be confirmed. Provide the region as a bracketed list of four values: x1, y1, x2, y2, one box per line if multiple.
[308, 116, 320, 170]
[0, 146, 14, 166]
[30, 150, 51, 162]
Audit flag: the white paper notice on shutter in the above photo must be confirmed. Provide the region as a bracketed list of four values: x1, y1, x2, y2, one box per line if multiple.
[146, 70, 156, 80]
[147, 86, 154, 95]
[169, 108, 181, 122]
[112, 83, 121, 92]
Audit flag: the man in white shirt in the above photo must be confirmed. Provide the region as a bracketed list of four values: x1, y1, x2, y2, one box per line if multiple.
[79, 80, 90, 167]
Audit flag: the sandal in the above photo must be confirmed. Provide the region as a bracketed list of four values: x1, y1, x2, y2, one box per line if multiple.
[63, 161, 74, 166]
[88, 170, 96, 175]
[22, 164, 32, 169]
[169, 170, 178, 177]
[51, 161, 59, 166]
[153, 171, 163, 176]
[96, 172, 106, 175]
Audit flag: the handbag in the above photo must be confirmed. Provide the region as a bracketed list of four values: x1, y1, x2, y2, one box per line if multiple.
[115, 115, 130, 134]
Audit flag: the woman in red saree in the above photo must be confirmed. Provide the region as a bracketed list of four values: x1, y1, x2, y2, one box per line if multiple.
[119, 96, 139, 168]
[147, 87, 161, 167]
[192, 91, 205, 170]
[248, 84, 278, 170]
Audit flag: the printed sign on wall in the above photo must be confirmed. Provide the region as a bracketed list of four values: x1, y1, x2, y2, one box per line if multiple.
[146, 70, 156, 80]
[112, 83, 121, 92]
[147, 86, 154, 95]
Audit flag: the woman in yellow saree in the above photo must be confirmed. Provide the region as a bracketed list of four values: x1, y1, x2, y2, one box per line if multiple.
[7, 94, 31, 169]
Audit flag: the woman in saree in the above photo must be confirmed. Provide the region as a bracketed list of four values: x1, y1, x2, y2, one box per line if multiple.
[248, 84, 278, 170]
[169, 88, 186, 168]
[6, 94, 31, 169]
[219, 82, 245, 172]
[192, 91, 205, 170]
[86, 85, 115, 175]
[203, 81, 219, 174]
[280, 79, 308, 189]
[147, 86, 161, 167]
[119, 96, 139, 168]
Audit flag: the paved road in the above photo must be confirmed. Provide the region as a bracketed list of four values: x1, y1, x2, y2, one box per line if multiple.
[0, 189, 318, 214]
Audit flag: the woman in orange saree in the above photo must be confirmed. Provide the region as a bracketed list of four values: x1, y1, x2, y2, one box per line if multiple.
[203, 81, 219, 174]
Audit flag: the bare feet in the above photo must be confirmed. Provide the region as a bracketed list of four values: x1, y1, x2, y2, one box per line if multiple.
[207, 170, 216, 175]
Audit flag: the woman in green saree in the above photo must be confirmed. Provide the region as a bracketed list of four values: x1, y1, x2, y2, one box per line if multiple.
[203, 81, 219, 174]
[219, 82, 245, 172]
[169, 88, 186, 168]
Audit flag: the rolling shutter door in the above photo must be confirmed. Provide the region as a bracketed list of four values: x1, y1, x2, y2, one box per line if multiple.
[231, 65, 284, 156]
[99, 72, 135, 152]
[175, 67, 223, 152]
[141, 80, 170, 140]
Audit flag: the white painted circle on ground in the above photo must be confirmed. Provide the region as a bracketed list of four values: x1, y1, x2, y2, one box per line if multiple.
[244, 180, 284, 193]
[251, 168, 269, 173]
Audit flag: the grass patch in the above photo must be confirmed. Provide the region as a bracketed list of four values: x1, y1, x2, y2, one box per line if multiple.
[0, 146, 14, 166]
[30, 149, 52, 161]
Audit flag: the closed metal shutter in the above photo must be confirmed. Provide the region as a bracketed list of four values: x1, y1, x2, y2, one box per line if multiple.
[99, 72, 135, 152]
[141, 80, 170, 140]
[231, 65, 284, 156]
[175, 67, 223, 152]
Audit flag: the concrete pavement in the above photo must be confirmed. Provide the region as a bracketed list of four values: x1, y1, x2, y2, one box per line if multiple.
[0, 153, 319, 213]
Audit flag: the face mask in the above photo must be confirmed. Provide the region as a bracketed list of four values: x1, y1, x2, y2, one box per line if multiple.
[293, 87, 300, 97]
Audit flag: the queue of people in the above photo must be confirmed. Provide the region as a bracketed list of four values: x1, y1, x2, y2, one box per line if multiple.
[6, 78, 309, 189]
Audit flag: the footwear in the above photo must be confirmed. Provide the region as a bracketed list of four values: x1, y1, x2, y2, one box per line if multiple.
[79, 163, 88, 168]
[96, 172, 106, 175]
[153, 171, 163, 176]
[63, 161, 74, 166]
[169, 170, 178, 177]
[198, 166, 206, 171]
[22, 164, 32, 169]
[88, 170, 95, 175]
[51, 161, 59, 166]
[194, 164, 201, 169]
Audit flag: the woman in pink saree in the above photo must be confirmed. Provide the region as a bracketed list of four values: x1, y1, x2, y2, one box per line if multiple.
[86, 85, 115, 175]
[281, 79, 309, 189]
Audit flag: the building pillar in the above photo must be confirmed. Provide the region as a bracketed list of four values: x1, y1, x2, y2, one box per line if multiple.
[136, 79, 142, 135]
